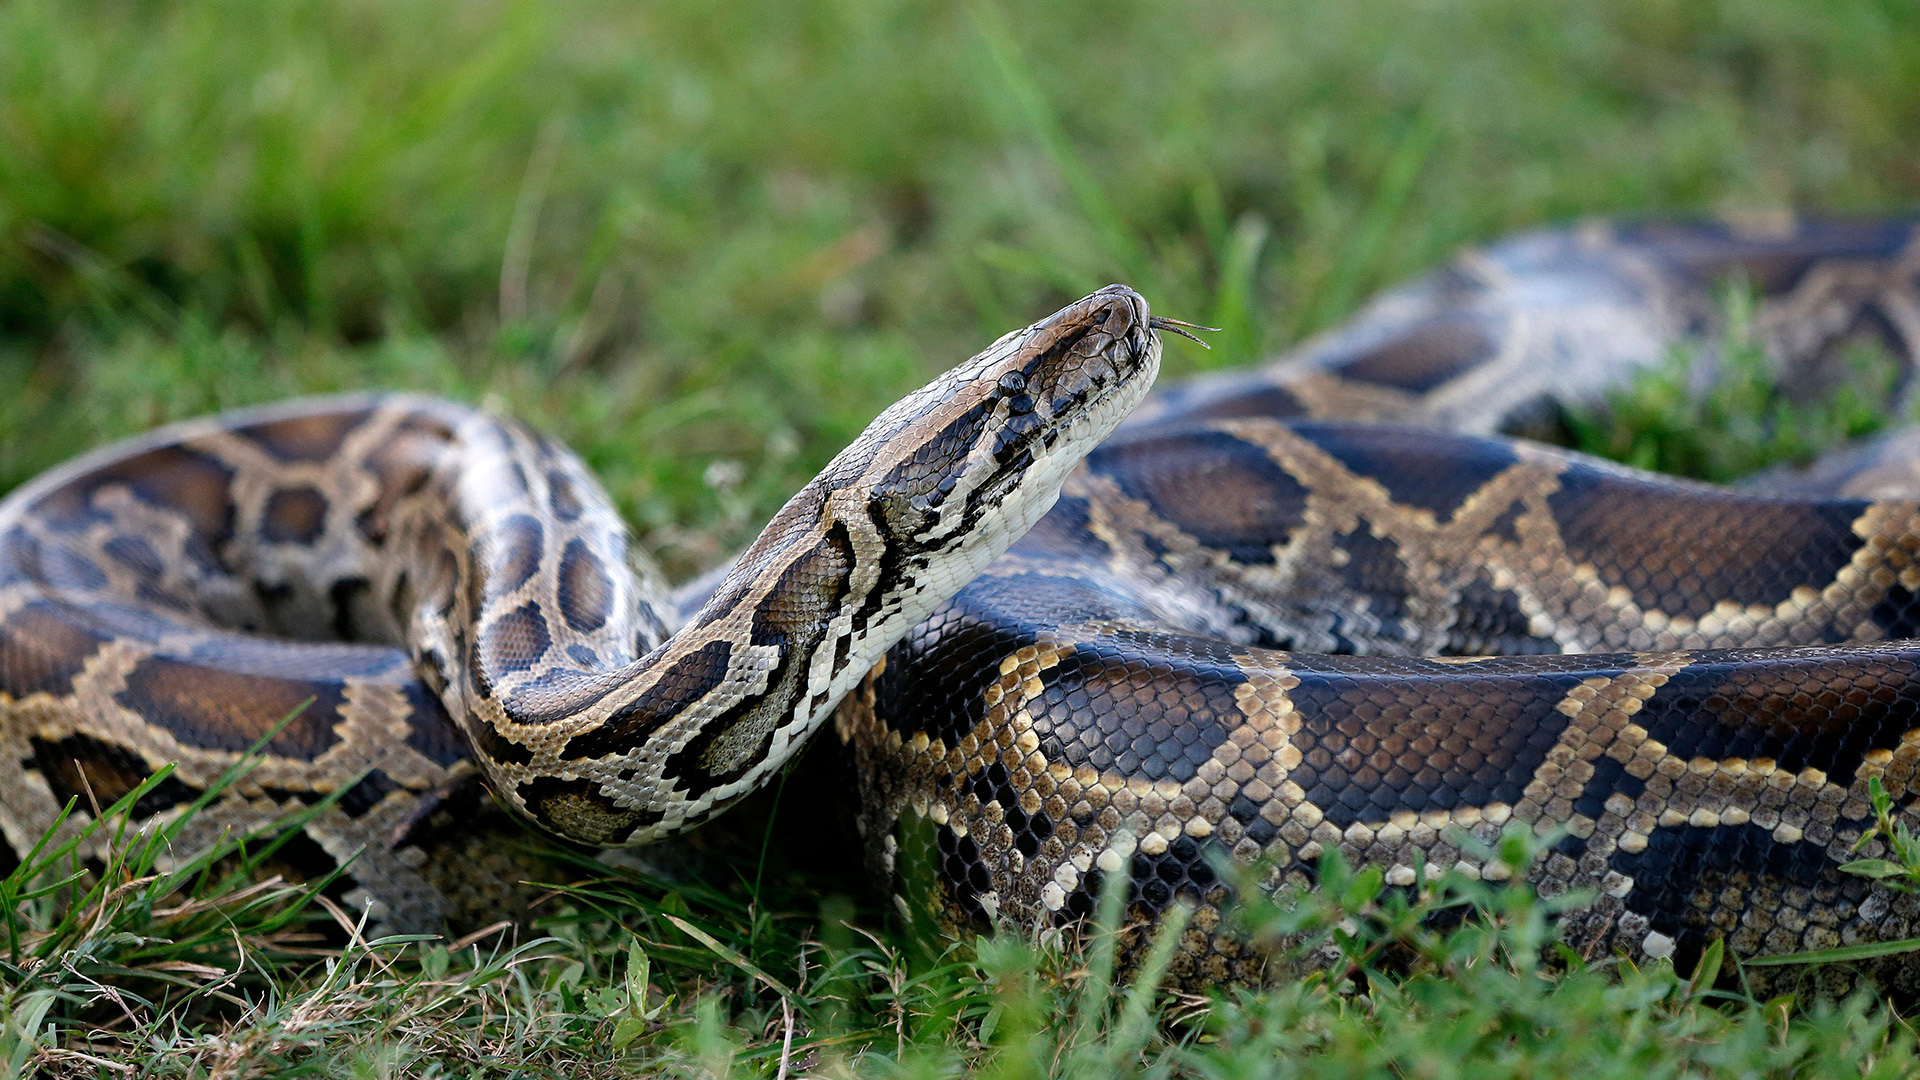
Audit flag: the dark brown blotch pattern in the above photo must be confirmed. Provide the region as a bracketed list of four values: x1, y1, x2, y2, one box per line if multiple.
[659, 693, 771, 797]
[548, 467, 584, 521]
[114, 653, 347, 759]
[35, 539, 110, 592]
[484, 514, 544, 599]
[355, 426, 440, 545]
[399, 680, 470, 767]
[556, 539, 613, 633]
[244, 409, 374, 463]
[873, 400, 994, 528]
[561, 640, 733, 758]
[1548, 469, 1868, 620]
[0, 602, 110, 697]
[1300, 422, 1519, 520]
[477, 600, 551, 677]
[95, 446, 238, 568]
[1326, 311, 1499, 394]
[1028, 638, 1239, 784]
[1635, 652, 1920, 781]
[1285, 653, 1596, 826]
[32, 733, 200, 817]
[1090, 427, 1309, 565]
[262, 486, 329, 545]
[750, 524, 854, 648]
[102, 534, 165, 579]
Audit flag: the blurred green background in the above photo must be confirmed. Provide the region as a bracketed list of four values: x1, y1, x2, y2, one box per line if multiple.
[2, 0, 1917, 577]
[7, 2, 1920, 1071]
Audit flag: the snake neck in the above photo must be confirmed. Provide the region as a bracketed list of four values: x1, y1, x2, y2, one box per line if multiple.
[411, 286, 1163, 845]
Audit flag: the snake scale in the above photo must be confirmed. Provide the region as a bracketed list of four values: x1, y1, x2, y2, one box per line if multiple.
[4, 218, 1920, 991]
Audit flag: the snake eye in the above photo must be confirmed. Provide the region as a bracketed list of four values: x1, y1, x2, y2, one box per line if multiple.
[997, 371, 1027, 395]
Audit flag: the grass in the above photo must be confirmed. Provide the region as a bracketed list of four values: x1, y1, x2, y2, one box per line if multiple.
[6, 0, 1919, 567]
[1567, 280, 1913, 482]
[4, 0, 1920, 1074]
[9, 767, 1920, 1077]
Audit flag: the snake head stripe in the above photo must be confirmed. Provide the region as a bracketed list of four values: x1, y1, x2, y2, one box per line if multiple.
[854, 283, 1165, 561]
[458, 285, 1171, 846]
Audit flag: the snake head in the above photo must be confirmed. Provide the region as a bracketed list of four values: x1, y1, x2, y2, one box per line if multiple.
[679, 285, 1168, 673]
[851, 284, 1165, 560]
[682, 284, 1172, 632]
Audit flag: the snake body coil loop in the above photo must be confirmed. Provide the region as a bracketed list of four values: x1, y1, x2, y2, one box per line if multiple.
[6, 219, 1920, 990]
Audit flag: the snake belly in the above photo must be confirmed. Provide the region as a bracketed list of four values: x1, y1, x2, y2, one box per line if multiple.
[5, 219, 1920, 991]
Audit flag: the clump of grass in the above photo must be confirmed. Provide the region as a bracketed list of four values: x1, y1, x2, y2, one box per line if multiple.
[10, 784, 1918, 1077]
[1569, 281, 1906, 482]
[1694, 778, 1920, 976]
[0, 765, 328, 1074]
[1182, 832, 1909, 1079]
[1844, 778, 1920, 899]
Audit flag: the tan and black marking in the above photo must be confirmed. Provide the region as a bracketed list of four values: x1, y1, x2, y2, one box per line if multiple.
[0, 285, 1161, 927]
[1137, 217, 1920, 438]
[7, 218, 1920, 989]
[833, 217, 1920, 989]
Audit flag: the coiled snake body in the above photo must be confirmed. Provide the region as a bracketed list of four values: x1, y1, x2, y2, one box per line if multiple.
[5, 219, 1920, 989]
